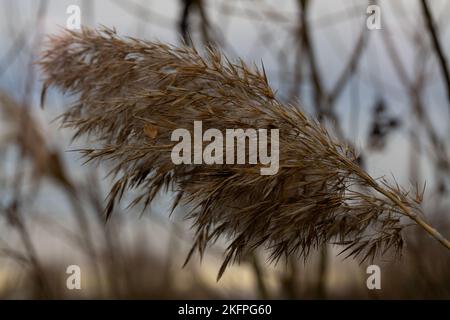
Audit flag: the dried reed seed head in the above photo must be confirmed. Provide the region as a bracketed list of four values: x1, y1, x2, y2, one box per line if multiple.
[0, 92, 49, 177]
[40, 28, 422, 278]
[0, 92, 72, 189]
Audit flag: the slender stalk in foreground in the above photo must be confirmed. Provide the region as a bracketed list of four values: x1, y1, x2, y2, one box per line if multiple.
[39, 28, 450, 279]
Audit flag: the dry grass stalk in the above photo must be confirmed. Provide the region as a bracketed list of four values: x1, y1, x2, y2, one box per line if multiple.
[0, 91, 102, 291]
[0, 91, 71, 188]
[39, 28, 450, 279]
[0, 92, 48, 179]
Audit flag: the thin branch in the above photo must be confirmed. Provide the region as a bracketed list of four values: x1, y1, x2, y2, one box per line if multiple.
[420, 0, 450, 107]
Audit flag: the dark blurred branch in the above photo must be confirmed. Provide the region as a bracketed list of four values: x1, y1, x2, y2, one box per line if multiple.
[420, 0, 450, 107]
[327, 28, 367, 106]
[251, 253, 270, 299]
[315, 245, 328, 299]
[297, 0, 369, 142]
[195, 0, 212, 45]
[179, 0, 213, 46]
[297, 0, 329, 300]
[298, 0, 324, 120]
[2, 0, 51, 298]
[5, 203, 51, 297]
[280, 258, 299, 299]
[382, 14, 450, 191]
[180, 0, 194, 44]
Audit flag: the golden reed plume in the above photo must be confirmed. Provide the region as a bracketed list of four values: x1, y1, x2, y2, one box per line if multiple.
[39, 28, 450, 279]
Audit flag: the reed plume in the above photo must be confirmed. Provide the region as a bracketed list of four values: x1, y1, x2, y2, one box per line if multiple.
[0, 91, 69, 186]
[39, 28, 450, 279]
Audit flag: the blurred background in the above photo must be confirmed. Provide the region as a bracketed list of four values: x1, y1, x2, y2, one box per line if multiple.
[0, 0, 449, 299]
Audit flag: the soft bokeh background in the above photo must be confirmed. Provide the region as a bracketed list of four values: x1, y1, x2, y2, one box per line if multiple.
[0, 0, 449, 298]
